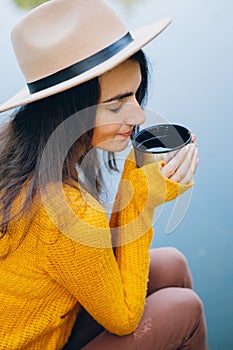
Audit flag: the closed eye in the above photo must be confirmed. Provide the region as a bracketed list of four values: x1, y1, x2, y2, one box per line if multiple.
[109, 101, 123, 113]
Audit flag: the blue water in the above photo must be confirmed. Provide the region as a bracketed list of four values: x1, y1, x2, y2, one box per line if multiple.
[1, 0, 233, 349]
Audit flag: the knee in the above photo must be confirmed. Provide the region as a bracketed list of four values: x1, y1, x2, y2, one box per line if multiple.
[166, 247, 188, 267]
[181, 289, 207, 334]
[163, 247, 190, 273]
[165, 288, 205, 323]
[149, 247, 193, 291]
[172, 288, 206, 332]
[162, 247, 193, 288]
[182, 289, 204, 315]
[148, 288, 205, 329]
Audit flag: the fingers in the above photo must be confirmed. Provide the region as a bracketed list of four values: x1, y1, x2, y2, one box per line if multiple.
[161, 144, 192, 179]
[171, 145, 198, 184]
[161, 144, 199, 184]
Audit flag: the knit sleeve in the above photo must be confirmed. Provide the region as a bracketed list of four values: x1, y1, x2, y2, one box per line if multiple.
[38, 182, 155, 336]
[109, 150, 193, 315]
[110, 149, 193, 237]
[118, 148, 193, 205]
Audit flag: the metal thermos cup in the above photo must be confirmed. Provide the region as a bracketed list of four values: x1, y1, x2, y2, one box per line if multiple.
[132, 124, 192, 167]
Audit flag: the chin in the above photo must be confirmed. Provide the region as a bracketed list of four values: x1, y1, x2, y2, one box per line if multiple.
[105, 139, 130, 152]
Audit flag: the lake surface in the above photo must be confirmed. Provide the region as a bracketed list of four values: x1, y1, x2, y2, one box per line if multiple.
[1, 0, 233, 349]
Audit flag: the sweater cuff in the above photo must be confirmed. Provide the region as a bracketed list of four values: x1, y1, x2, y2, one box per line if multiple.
[165, 177, 193, 202]
[120, 149, 194, 210]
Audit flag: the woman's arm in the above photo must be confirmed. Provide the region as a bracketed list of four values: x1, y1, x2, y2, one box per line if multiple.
[38, 181, 157, 336]
[38, 142, 196, 337]
[108, 143, 197, 328]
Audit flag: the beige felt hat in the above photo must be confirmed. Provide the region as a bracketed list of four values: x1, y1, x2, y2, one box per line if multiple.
[0, 0, 171, 113]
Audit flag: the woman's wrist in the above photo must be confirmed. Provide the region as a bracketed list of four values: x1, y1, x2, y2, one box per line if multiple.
[121, 148, 194, 208]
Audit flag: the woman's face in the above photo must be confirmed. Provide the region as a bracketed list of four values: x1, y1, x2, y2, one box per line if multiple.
[92, 59, 145, 152]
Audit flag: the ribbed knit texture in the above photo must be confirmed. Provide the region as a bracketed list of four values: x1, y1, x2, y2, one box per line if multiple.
[0, 153, 192, 349]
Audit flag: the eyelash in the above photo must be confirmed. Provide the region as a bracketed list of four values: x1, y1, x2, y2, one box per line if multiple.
[109, 103, 123, 114]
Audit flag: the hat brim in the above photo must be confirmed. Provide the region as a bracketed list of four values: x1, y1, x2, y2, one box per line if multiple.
[0, 17, 171, 113]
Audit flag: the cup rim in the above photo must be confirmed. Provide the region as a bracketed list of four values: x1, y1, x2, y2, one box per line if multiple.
[132, 123, 192, 154]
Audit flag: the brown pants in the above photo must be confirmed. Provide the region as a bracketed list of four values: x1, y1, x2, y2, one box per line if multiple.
[64, 247, 208, 350]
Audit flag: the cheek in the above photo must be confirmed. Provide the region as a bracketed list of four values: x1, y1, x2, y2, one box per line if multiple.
[95, 108, 116, 126]
[94, 109, 122, 138]
[92, 124, 119, 146]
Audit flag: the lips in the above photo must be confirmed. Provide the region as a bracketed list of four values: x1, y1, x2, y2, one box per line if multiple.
[118, 130, 132, 137]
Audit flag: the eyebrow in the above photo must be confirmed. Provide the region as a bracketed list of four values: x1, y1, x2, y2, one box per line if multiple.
[102, 92, 133, 103]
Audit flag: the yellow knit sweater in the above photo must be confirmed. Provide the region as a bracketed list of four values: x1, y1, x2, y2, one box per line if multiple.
[0, 153, 192, 349]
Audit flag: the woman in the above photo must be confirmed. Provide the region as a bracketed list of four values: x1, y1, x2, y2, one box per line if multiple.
[0, 0, 208, 349]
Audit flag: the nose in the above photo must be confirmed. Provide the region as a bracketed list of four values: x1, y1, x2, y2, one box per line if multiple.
[124, 98, 145, 126]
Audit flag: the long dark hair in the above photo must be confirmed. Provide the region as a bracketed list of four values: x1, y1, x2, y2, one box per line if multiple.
[0, 50, 149, 236]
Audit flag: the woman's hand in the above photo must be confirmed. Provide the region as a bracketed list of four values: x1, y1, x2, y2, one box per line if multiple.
[161, 135, 199, 185]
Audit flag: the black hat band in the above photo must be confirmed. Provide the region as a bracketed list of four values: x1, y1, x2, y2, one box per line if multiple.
[27, 32, 134, 94]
